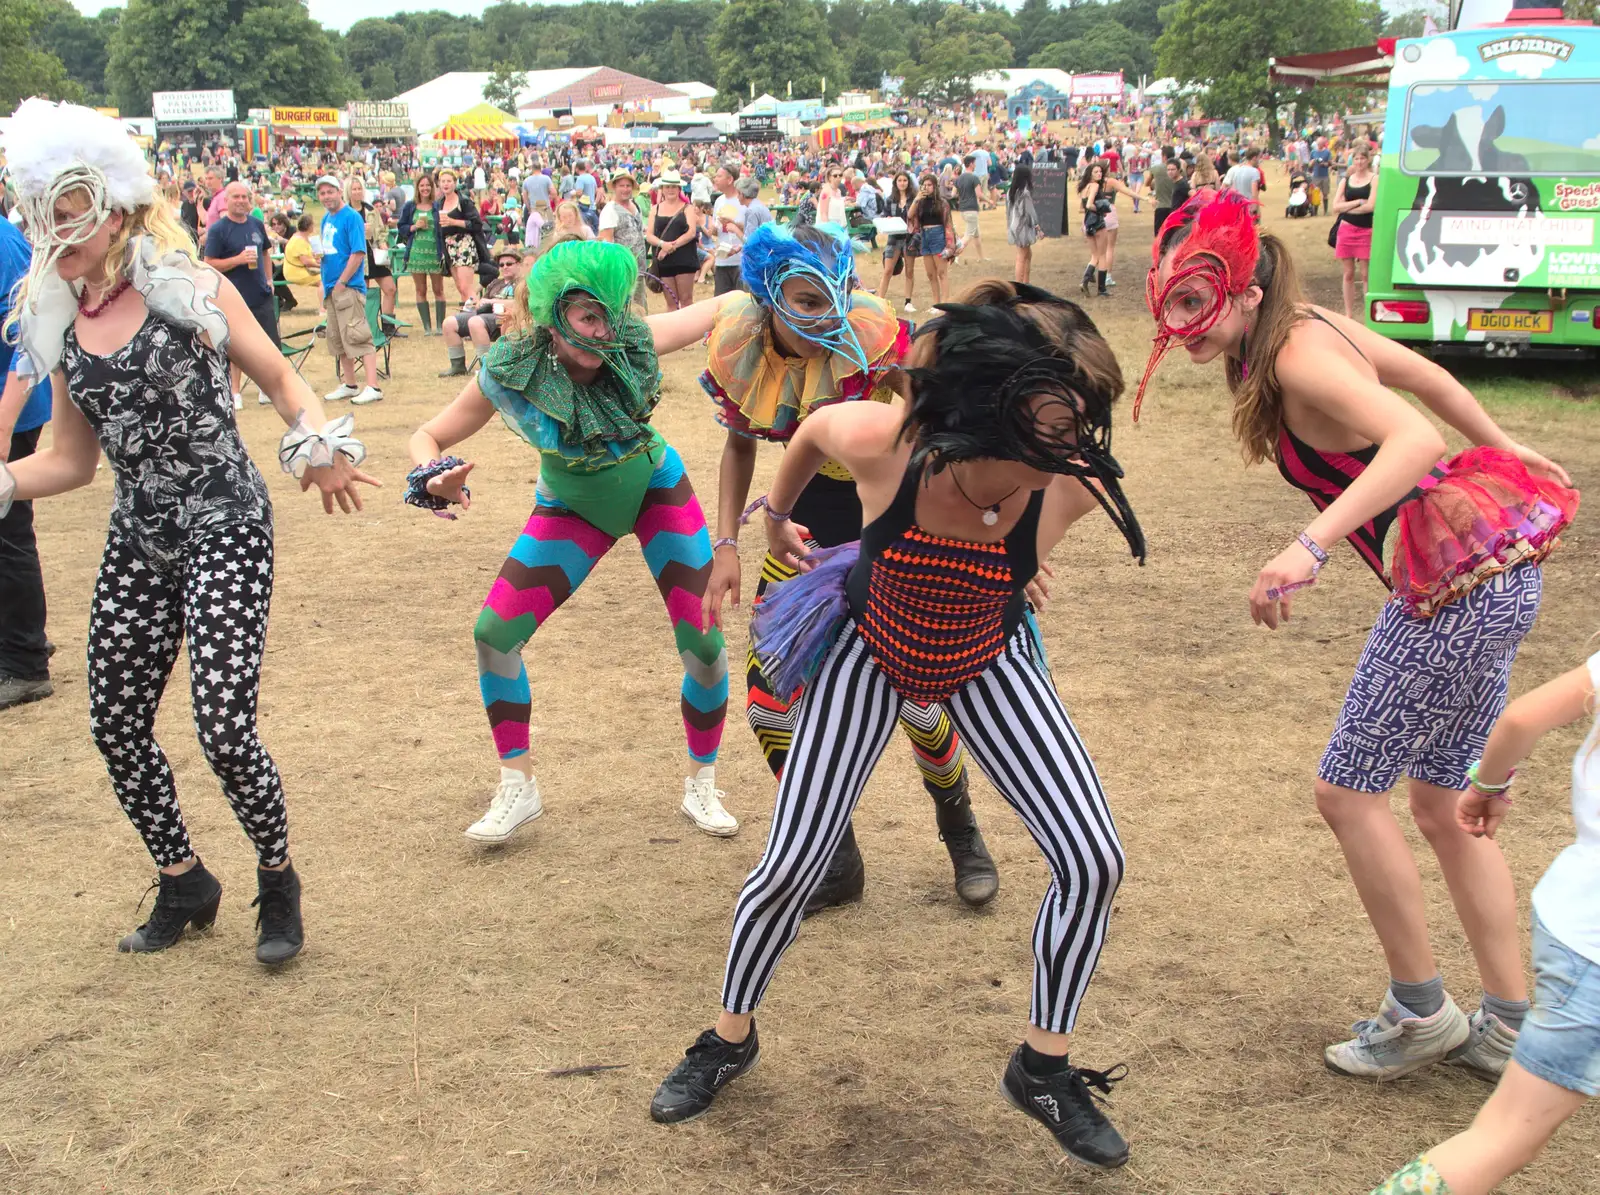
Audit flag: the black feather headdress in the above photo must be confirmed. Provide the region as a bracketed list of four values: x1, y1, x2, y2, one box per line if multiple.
[904, 287, 1146, 563]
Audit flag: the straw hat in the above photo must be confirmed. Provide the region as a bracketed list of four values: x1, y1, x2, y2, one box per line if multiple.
[654, 169, 684, 188]
[491, 240, 519, 263]
[609, 165, 637, 184]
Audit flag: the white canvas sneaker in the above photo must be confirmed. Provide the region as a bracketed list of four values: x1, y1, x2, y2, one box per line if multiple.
[351, 386, 384, 405]
[1324, 990, 1470, 1080]
[325, 382, 360, 401]
[1444, 1008, 1519, 1081]
[681, 767, 738, 837]
[232, 391, 243, 410]
[464, 768, 543, 844]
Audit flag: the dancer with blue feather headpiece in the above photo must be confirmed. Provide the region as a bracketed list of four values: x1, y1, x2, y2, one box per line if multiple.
[698, 220, 1001, 917]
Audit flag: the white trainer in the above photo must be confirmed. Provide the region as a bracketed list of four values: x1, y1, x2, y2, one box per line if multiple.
[681, 767, 738, 837]
[351, 386, 384, 405]
[325, 382, 360, 401]
[464, 767, 543, 844]
[1324, 990, 1470, 1080]
[1445, 1008, 1519, 1081]
[232, 391, 243, 410]
[257, 391, 273, 405]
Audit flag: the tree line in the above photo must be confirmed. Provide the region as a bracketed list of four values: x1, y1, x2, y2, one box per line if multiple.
[3, 0, 1454, 137]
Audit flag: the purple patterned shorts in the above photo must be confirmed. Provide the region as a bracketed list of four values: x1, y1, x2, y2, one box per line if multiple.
[1319, 563, 1542, 793]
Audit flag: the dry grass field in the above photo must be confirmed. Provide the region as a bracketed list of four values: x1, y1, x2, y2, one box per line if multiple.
[1, 173, 1596, 1195]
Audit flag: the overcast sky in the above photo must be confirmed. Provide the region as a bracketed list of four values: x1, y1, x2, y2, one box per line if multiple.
[73, 0, 1421, 36]
[71, 1, 528, 32]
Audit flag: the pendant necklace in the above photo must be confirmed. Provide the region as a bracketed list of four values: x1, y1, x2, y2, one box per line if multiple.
[950, 466, 1019, 526]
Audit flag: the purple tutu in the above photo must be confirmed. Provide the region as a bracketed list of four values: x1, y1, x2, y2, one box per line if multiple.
[748, 542, 861, 701]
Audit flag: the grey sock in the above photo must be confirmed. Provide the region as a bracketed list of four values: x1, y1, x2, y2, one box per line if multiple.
[1389, 975, 1446, 1019]
[1481, 992, 1530, 1032]
[447, 345, 465, 363]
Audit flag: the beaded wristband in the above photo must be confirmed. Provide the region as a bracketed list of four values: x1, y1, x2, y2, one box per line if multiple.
[1466, 760, 1515, 803]
[713, 537, 738, 551]
[1297, 532, 1330, 566]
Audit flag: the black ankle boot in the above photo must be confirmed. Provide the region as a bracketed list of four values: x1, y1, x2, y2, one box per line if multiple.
[118, 860, 222, 953]
[931, 777, 999, 908]
[253, 863, 304, 965]
[803, 822, 866, 919]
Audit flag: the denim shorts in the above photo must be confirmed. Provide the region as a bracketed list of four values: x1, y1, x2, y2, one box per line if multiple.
[1514, 911, 1600, 1096]
[920, 226, 947, 256]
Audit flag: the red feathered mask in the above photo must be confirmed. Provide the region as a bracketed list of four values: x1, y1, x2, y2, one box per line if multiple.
[1133, 189, 1261, 422]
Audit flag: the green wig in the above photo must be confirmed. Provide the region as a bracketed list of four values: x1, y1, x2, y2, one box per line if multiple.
[523, 238, 653, 409]
[525, 239, 639, 333]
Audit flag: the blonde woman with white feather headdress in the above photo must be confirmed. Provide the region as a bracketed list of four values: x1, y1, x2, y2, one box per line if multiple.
[0, 99, 380, 967]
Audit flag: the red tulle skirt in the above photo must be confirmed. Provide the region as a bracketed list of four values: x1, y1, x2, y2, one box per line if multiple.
[1392, 446, 1580, 617]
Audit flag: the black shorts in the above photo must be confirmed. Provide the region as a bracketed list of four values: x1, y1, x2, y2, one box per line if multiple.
[368, 262, 393, 281]
[246, 295, 280, 348]
[713, 264, 745, 296]
[451, 311, 502, 340]
[1153, 207, 1172, 237]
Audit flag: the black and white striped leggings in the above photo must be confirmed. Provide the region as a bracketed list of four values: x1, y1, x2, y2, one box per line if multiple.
[722, 619, 1125, 1033]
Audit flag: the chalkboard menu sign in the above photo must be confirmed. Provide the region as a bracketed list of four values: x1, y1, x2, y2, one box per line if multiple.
[1032, 163, 1067, 238]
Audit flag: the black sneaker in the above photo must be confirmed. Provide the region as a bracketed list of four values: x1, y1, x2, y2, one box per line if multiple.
[802, 822, 865, 919]
[650, 1024, 760, 1124]
[999, 1045, 1130, 1170]
[118, 860, 222, 953]
[252, 863, 304, 965]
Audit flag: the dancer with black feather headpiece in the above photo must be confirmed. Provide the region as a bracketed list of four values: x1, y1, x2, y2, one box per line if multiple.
[649, 280, 1145, 1171]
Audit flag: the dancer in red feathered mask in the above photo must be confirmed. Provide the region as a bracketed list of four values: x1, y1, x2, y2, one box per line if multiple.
[1137, 187, 1580, 1083]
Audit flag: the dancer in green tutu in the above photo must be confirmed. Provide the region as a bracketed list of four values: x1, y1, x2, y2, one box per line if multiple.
[398, 171, 447, 335]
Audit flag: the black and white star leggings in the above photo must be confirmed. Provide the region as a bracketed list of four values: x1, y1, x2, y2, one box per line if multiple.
[86, 523, 288, 868]
[721, 621, 1125, 1034]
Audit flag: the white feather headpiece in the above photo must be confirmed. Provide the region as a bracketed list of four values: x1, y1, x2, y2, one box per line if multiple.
[5, 100, 223, 382]
[6, 98, 155, 212]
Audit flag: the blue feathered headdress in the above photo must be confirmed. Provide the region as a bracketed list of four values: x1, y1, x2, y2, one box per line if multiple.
[740, 222, 867, 375]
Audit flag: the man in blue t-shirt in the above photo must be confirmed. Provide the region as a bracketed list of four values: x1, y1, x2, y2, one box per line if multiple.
[316, 177, 382, 405]
[0, 218, 56, 709]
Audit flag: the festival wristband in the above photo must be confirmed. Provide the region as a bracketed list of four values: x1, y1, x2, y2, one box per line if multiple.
[739, 495, 794, 524]
[1466, 760, 1515, 802]
[1297, 531, 1330, 566]
[404, 456, 471, 517]
[713, 537, 739, 552]
[278, 412, 367, 479]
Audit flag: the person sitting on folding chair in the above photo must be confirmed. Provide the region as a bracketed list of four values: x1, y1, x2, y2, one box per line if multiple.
[438, 243, 528, 378]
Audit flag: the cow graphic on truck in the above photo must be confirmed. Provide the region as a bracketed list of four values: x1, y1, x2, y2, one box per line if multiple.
[1366, 22, 1600, 358]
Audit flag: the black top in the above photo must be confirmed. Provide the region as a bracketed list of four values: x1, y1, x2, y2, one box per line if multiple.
[438, 194, 483, 243]
[1342, 178, 1374, 228]
[846, 458, 1042, 634]
[652, 208, 697, 275]
[62, 312, 270, 564]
